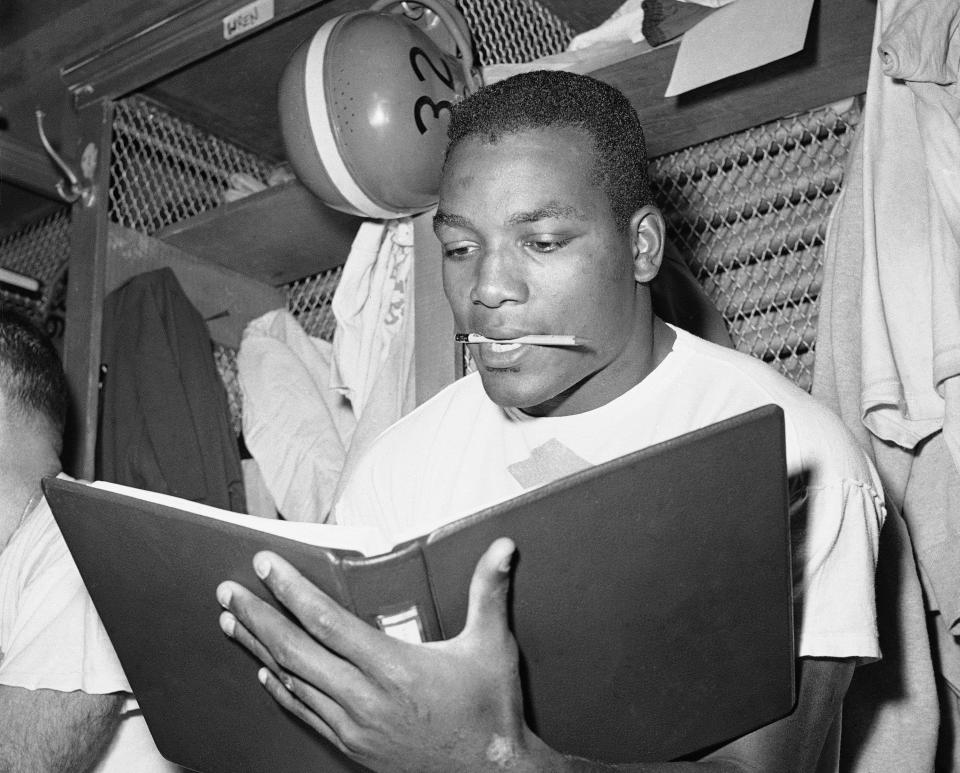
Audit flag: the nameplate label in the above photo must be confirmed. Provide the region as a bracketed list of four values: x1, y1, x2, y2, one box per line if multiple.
[223, 0, 274, 41]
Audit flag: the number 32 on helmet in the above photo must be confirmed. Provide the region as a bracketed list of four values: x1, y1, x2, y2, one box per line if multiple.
[278, 0, 480, 219]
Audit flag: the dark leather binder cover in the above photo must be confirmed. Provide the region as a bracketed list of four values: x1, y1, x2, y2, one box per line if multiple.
[43, 404, 794, 773]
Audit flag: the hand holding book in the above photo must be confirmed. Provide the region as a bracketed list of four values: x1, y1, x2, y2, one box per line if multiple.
[217, 538, 548, 772]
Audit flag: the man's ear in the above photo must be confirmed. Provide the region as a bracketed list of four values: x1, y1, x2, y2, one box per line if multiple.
[630, 206, 665, 284]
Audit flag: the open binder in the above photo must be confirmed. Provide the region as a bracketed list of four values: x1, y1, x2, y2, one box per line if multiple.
[44, 403, 794, 773]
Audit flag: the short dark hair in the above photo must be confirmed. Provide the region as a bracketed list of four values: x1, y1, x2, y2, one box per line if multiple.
[444, 69, 654, 230]
[0, 309, 68, 450]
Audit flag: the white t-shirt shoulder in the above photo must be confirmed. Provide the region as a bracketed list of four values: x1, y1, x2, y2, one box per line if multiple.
[0, 475, 128, 693]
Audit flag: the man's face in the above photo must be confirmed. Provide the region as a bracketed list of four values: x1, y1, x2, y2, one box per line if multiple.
[435, 126, 651, 416]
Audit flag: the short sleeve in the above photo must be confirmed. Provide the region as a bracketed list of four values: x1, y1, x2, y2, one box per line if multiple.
[0, 500, 131, 694]
[792, 477, 885, 661]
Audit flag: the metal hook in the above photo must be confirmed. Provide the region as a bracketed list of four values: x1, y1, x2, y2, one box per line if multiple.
[399, 2, 426, 19]
[35, 109, 95, 206]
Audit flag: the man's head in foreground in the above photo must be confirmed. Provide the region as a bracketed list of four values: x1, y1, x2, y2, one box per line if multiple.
[0, 308, 67, 550]
[434, 70, 668, 417]
[0, 309, 67, 455]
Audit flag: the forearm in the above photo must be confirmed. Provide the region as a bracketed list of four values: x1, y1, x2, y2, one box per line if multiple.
[0, 684, 123, 772]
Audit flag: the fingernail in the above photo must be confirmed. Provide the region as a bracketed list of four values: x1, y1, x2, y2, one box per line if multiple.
[253, 554, 271, 579]
[216, 584, 232, 607]
[258, 667, 270, 686]
[219, 611, 236, 637]
[499, 550, 514, 573]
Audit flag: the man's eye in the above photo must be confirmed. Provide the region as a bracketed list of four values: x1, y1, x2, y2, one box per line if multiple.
[525, 238, 570, 253]
[442, 244, 476, 259]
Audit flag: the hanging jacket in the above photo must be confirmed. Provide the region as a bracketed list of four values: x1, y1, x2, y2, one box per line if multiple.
[97, 267, 246, 513]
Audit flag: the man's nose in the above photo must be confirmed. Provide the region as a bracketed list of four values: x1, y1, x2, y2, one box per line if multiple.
[470, 248, 528, 308]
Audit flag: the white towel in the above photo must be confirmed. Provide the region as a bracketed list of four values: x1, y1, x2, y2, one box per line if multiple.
[330, 219, 417, 504]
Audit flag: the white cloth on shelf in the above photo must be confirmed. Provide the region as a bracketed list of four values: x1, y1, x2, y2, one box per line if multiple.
[241, 458, 279, 519]
[238, 309, 353, 523]
[564, 0, 734, 52]
[238, 219, 415, 523]
[567, 1, 646, 51]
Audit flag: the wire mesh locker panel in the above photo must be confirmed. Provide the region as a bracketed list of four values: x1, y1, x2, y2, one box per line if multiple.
[649, 99, 861, 392]
[0, 208, 71, 341]
[286, 267, 345, 341]
[457, 0, 574, 65]
[109, 96, 276, 236]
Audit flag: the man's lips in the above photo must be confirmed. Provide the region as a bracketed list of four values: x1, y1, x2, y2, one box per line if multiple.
[474, 339, 531, 368]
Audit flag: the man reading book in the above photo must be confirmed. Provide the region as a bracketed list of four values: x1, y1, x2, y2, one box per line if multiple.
[216, 70, 885, 771]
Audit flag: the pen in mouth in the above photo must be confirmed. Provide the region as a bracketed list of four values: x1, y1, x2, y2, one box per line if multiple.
[454, 334, 581, 346]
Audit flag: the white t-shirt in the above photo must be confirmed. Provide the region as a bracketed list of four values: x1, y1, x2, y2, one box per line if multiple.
[336, 326, 885, 661]
[0, 475, 180, 773]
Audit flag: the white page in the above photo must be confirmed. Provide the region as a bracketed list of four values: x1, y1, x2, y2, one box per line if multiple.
[90, 480, 392, 557]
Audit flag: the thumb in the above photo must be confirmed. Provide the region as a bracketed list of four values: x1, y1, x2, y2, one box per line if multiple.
[460, 537, 516, 643]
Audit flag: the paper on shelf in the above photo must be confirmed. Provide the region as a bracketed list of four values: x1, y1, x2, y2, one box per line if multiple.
[664, 0, 815, 97]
